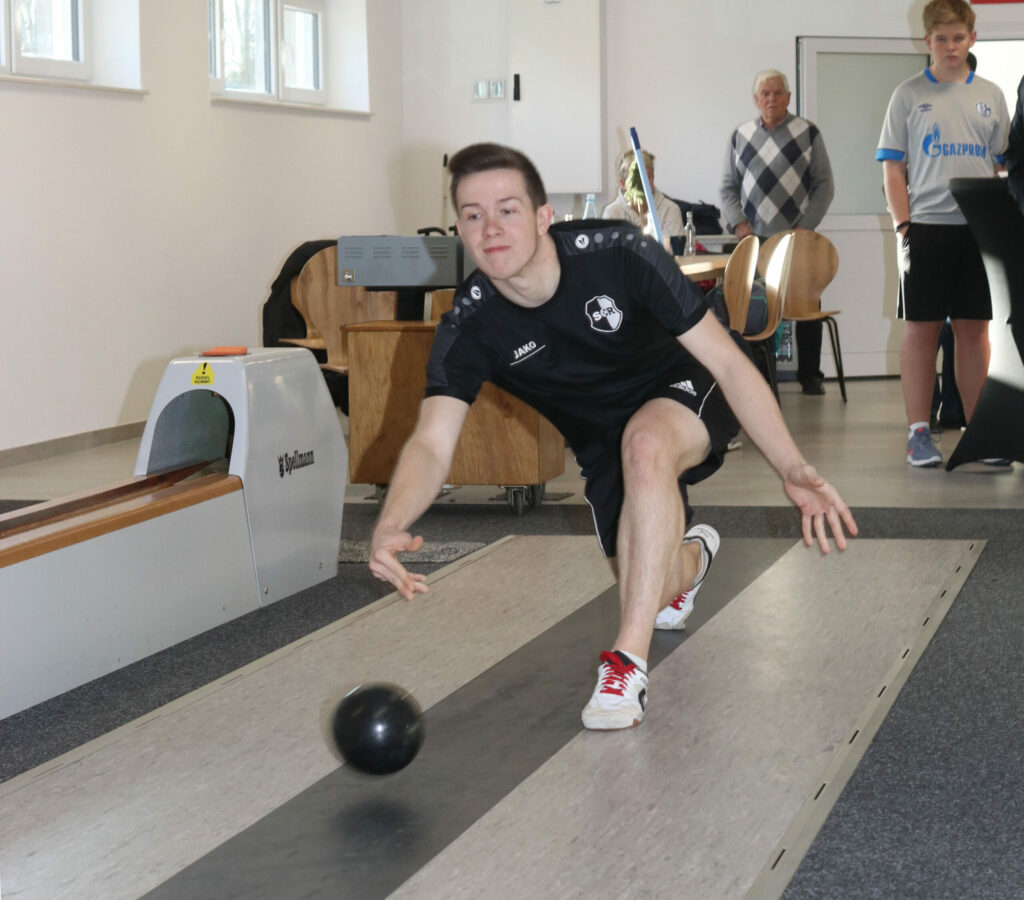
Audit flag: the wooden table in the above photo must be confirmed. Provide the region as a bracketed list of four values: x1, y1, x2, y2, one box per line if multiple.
[677, 253, 731, 281]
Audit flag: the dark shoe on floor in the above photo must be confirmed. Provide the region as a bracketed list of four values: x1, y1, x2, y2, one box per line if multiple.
[800, 375, 825, 395]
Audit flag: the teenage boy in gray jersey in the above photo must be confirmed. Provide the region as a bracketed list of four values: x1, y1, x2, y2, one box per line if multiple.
[368, 142, 856, 732]
[877, 0, 1009, 467]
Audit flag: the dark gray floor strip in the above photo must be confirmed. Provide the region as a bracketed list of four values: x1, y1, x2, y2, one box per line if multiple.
[780, 536, 1024, 900]
[142, 538, 792, 900]
[748, 539, 984, 899]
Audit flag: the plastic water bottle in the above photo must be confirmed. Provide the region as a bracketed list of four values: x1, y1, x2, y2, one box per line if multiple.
[684, 211, 696, 256]
[582, 193, 597, 219]
[777, 321, 794, 362]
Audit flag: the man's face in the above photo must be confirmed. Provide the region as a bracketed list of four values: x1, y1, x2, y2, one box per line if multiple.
[754, 77, 791, 129]
[455, 168, 552, 283]
[926, 22, 976, 77]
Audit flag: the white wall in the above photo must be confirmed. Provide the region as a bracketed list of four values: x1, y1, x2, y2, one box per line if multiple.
[399, 0, 1024, 379]
[0, 0, 403, 451]
[5, 0, 1024, 451]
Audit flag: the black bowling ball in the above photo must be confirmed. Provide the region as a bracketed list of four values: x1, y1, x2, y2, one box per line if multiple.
[330, 683, 424, 775]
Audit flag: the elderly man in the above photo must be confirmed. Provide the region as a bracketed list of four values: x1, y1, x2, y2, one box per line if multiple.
[720, 69, 835, 395]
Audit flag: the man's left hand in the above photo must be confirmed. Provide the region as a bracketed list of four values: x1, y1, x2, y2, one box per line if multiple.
[783, 463, 858, 553]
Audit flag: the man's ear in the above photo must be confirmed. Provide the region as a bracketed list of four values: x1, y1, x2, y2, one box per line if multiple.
[536, 203, 554, 235]
[454, 218, 463, 238]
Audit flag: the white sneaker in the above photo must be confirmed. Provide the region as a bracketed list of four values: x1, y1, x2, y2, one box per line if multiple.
[581, 651, 648, 730]
[655, 523, 720, 631]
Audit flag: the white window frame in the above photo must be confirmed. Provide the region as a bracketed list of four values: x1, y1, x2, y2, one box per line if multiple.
[278, 0, 325, 105]
[209, 0, 328, 107]
[0, 0, 10, 74]
[10, 0, 91, 82]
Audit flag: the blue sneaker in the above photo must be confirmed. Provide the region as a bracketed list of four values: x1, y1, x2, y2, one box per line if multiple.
[907, 426, 942, 467]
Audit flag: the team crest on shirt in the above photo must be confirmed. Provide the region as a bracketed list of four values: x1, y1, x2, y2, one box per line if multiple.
[976, 101, 992, 118]
[585, 295, 623, 332]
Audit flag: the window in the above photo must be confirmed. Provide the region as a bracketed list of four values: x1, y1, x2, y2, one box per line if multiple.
[0, 0, 141, 90]
[9, 0, 90, 81]
[209, 0, 327, 106]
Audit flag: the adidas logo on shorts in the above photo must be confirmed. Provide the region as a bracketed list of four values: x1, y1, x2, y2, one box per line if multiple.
[670, 380, 697, 396]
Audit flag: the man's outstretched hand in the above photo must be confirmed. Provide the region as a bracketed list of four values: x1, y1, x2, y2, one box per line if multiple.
[369, 527, 429, 600]
[783, 463, 858, 553]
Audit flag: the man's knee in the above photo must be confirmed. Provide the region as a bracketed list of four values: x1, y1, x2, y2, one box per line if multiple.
[621, 407, 708, 483]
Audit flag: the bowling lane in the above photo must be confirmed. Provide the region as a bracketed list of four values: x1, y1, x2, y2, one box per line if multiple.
[391, 540, 979, 899]
[0, 536, 612, 900]
[0, 536, 979, 899]
[141, 539, 791, 900]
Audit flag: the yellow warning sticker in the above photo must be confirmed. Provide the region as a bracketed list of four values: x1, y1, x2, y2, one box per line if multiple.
[191, 362, 215, 386]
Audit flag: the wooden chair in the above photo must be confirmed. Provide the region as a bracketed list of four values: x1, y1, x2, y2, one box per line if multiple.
[779, 230, 846, 402]
[756, 231, 787, 280]
[721, 234, 760, 334]
[745, 232, 793, 401]
[293, 247, 398, 375]
[279, 277, 326, 352]
[429, 288, 456, 322]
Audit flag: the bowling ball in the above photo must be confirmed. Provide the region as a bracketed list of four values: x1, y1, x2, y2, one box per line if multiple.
[329, 683, 424, 775]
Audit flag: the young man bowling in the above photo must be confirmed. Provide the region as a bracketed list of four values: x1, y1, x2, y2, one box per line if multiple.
[369, 143, 856, 730]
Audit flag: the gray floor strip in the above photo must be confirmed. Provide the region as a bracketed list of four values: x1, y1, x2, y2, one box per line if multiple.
[142, 539, 791, 900]
[747, 539, 985, 899]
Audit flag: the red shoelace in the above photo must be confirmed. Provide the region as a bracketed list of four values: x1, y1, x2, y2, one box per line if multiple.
[597, 651, 635, 696]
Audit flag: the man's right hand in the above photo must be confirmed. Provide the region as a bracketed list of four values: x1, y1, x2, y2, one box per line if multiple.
[734, 222, 753, 238]
[369, 527, 429, 601]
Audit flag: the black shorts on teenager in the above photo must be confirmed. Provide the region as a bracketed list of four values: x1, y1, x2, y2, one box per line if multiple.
[897, 223, 991, 321]
[578, 360, 740, 559]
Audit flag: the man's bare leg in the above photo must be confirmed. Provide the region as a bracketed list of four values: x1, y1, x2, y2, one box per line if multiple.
[612, 399, 711, 663]
[581, 399, 712, 730]
[608, 542, 702, 610]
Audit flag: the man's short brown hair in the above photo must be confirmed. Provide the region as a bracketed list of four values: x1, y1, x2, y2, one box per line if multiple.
[923, 0, 975, 34]
[448, 143, 548, 213]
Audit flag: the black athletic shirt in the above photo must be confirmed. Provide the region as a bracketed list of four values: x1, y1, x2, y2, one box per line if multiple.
[426, 220, 711, 461]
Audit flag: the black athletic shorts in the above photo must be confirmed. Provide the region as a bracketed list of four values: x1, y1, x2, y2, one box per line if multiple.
[897, 223, 991, 321]
[577, 354, 741, 559]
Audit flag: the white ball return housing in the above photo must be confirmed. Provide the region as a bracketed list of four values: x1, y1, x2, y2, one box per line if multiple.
[0, 348, 346, 719]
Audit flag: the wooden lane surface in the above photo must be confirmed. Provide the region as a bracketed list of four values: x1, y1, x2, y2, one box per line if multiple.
[0, 466, 242, 568]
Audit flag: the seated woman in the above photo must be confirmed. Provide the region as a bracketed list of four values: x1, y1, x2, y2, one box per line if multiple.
[602, 149, 684, 241]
